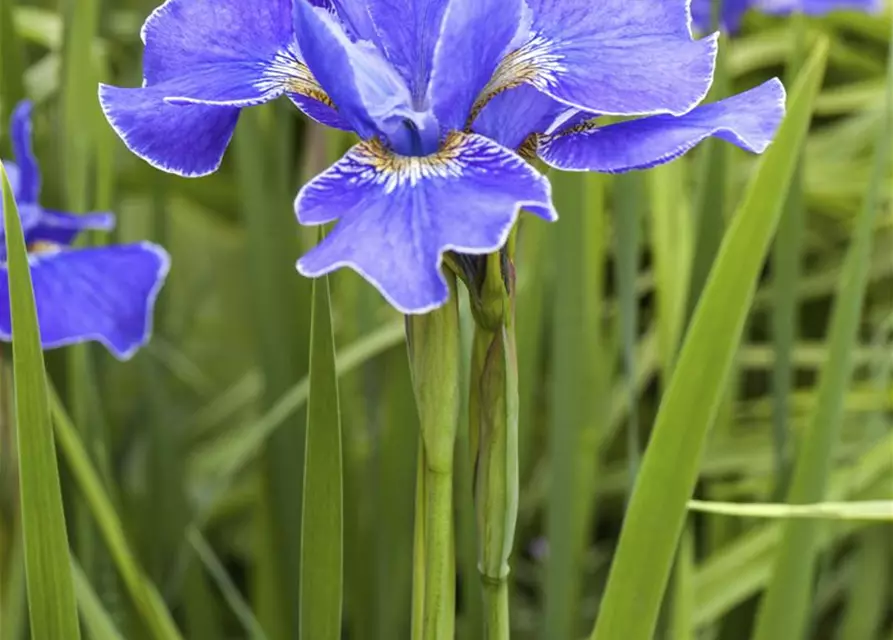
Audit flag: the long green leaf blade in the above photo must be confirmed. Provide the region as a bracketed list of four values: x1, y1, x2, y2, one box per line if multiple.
[589, 40, 829, 640]
[299, 265, 343, 640]
[1, 161, 81, 640]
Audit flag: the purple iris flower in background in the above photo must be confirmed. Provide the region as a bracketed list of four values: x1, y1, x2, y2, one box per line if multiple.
[691, 0, 881, 33]
[101, 0, 785, 313]
[0, 102, 169, 360]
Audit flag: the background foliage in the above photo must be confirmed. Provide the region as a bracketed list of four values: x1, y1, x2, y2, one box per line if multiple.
[0, 1, 891, 639]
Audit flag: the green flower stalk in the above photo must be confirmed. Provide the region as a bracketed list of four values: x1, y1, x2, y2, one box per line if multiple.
[406, 274, 461, 640]
[469, 250, 520, 640]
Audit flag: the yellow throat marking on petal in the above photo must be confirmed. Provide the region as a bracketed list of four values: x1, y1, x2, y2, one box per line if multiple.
[261, 47, 335, 108]
[353, 133, 470, 193]
[468, 36, 566, 126]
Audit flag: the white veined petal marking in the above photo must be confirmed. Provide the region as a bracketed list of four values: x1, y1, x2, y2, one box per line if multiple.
[341, 133, 503, 194]
[469, 35, 567, 124]
[256, 45, 335, 107]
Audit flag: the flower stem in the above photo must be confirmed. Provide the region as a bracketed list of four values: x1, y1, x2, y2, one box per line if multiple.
[406, 273, 461, 640]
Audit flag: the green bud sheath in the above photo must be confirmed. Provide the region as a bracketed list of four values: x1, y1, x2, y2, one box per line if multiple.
[470, 250, 520, 640]
[407, 272, 461, 640]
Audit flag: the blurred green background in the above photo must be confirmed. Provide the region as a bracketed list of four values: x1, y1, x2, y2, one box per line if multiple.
[0, 1, 891, 639]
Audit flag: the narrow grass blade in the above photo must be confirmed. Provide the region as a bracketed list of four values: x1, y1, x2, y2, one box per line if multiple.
[190, 321, 404, 484]
[752, 22, 893, 640]
[613, 173, 643, 492]
[647, 160, 692, 381]
[187, 527, 269, 640]
[0, 0, 25, 132]
[545, 171, 606, 640]
[589, 40, 829, 640]
[1, 162, 81, 640]
[668, 526, 695, 640]
[47, 384, 184, 640]
[688, 499, 893, 521]
[838, 526, 890, 640]
[299, 265, 343, 640]
[770, 14, 809, 493]
[72, 559, 126, 640]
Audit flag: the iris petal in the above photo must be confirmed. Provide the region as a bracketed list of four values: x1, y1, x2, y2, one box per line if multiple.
[497, 0, 717, 117]
[26, 210, 116, 247]
[141, 0, 294, 85]
[0, 243, 170, 360]
[295, 132, 556, 313]
[294, 0, 429, 150]
[691, 0, 752, 32]
[429, 0, 524, 131]
[363, 0, 450, 100]
[99, 84, 240, 177]
[473, 84, 569, 151]
[10, 101, 40, 204]
[540, 79, 785, 173]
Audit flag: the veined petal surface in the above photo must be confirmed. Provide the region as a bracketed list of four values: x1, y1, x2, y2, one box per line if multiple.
[540, 78, 785, 173]
[141, 0, 294, 85]
[501, 0, 717, 117]
[0, 243, 170, 360]
[473, 84, 569, 151]
[99, 84, 240, 177]
[295, 132, 556, 313]
[294, 0, 435, 152]
[429, 0, 524, 130]
[363, 0, 449, 101]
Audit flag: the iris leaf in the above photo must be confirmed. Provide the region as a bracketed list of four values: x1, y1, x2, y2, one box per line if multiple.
[1, 161, 81, 639]
[589, 38, 829, 640]
[299, 258, 343, 640]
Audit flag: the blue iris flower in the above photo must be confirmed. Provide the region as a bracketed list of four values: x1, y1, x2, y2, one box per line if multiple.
[0, 101, 170, 360]
[692, 0, 881, 33]
[101, 0, 785, 313]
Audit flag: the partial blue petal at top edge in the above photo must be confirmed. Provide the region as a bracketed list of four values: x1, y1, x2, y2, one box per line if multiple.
[295, 132, 557, 314]
[10, 101, 40, 205]
[520, 0, 717, 117]
[0, 243, 170, 360]
[540, 78, 786, 173]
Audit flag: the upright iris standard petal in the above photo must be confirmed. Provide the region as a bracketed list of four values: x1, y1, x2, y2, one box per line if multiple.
[330, 0, 381, 41]
[101, 0, 340, 177]
[428, 0, 523, 130]
[363, 0, 449, 100]
[99, 85, 240, 177]
[473, 84, 570, 151]
[10, 102, 40, 204]
[295, 132, 557, 314]
[540, 79, 785, 173]
[0, 243, 170, 360]
[294, 0, 436, 153]
[490, 0, 718, 117]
